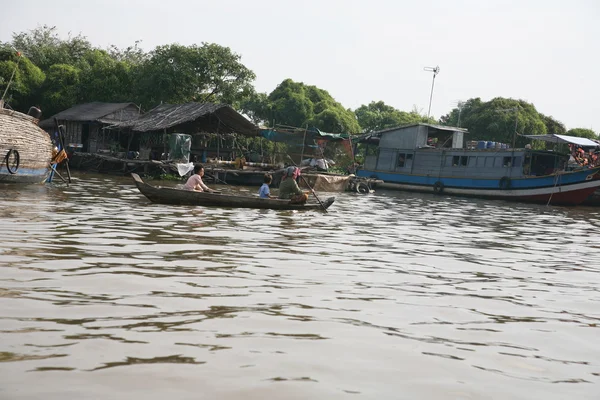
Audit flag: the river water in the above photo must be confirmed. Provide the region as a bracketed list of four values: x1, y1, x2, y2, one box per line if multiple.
[1, 173, 599, 400]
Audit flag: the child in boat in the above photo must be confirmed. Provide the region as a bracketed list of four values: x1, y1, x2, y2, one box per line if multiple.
[278, 166, 309, 204]
[184, 164, 216, 192]
[259, 174, 275, 199]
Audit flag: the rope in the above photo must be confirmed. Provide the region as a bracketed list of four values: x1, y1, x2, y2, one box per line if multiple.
[546, 172, 561, 206]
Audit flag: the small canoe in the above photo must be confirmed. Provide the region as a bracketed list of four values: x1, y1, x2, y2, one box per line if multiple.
[131, 173, 335, 211]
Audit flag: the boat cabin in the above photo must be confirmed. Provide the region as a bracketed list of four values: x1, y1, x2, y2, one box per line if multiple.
[359, 123, 570, 180]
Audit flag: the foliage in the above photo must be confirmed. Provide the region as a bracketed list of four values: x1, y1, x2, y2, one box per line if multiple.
[539, 114, 566, 135]
[133, 43, 255, 108]
[77, 49, 133, 103]
[11, 25, 92, 71]
[107, 40, 147, 65]
[239, 90, 270, 125]
[566, 128, 598, 140]
[354, 101, 434, 133]
[244, 78, 361, 134]
[40, 64, 80, 116]
[0, 46, 45, 109]
[440, 97, 547, 146]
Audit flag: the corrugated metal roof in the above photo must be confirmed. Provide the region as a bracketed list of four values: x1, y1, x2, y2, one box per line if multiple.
[372, 123, 468, 136]
[112, 102, 258, 136]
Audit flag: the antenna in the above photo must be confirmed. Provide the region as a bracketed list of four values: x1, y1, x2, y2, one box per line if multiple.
[423, 65, 440, 119]
[454, 100, 465, 128]
[496, 107, 520, 148]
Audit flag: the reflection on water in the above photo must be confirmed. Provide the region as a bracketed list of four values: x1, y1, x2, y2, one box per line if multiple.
[1, 174, 599, 399]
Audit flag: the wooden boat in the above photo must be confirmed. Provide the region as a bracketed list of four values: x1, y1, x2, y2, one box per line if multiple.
[0, 106, 54, 183]
[131, 173, 335, 211]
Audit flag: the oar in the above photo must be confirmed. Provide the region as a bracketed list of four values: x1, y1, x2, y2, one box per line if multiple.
[48, 163, 68, 184]
[204, 171, 228, 185]
[53, 118, 72, 183]
[287, 156, 328, 213]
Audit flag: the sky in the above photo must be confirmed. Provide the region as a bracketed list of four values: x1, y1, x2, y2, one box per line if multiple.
[1, 0, 598, 132]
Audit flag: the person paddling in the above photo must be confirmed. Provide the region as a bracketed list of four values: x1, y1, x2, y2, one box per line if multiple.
[184, 164, 216, 192]
[278, 166, 309, 204]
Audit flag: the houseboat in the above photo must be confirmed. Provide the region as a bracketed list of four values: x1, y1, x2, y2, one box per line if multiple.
[356, 124, 600, 206]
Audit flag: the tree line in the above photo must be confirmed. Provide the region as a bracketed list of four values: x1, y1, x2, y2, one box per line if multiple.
[1, 26, 597, 142]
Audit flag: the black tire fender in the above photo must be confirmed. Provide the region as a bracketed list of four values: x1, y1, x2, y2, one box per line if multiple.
[499, 176, 511, 189]
[356, 182, 370, 194]
[5, 149, 20, 174]
[433, 180, 444, 194]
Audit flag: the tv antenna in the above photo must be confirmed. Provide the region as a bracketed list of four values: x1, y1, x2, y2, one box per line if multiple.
[423, 65, 440, 119]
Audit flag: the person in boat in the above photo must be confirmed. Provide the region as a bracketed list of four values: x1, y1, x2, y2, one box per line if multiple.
[278, 166, 309, 204]
[259, 174, 275, 199]
[184, 164, 216, 192]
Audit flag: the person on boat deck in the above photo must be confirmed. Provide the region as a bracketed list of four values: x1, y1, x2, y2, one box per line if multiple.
[184, 164, 216, 192]
[278, 166, 309, 204]
[259, 174, 275, 199]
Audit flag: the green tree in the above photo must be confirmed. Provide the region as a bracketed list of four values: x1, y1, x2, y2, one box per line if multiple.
[239, 90, 271, 125]
[133, 43, 255, 108]
[78, 49, 133, 103]
[0, 46, 45, 111]
[540, 114, 566, 135]
[355, 101, 432, 133]
[107, 40, 147, 65]
[40, 64, 81, 116]
[11, 25, 91, 71]
[566, 128, 598, 140]
[254, 78, 361, 133]
[440, 97, 547, 146]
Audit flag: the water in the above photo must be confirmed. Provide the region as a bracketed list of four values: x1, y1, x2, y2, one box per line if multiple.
[1, 173, 599, 399]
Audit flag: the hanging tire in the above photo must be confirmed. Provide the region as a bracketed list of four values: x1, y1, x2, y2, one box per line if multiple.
[433, 181, 444, 194]
[5, 149, 20, 174]
[499, 176, 511, 189]
[356, 182, 370, 194]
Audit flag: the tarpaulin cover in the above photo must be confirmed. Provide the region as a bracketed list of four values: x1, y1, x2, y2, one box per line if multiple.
[168, 133, 192, 162]
[522, 134, 599, 147]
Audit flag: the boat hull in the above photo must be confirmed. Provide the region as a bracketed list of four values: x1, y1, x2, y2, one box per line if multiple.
[0, 109, 53, 184]
[131, 173, 334, 211]
[360, 167, 600, 206]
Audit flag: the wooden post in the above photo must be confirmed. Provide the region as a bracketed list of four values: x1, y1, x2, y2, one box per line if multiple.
[300, 125, 307, 165]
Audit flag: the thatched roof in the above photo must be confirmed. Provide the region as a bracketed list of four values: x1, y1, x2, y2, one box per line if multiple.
[39, 102, 139, 128]
[111, 103, 259, 136]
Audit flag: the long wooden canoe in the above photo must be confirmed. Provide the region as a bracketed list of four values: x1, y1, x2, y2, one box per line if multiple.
[131, 173, 335, 211]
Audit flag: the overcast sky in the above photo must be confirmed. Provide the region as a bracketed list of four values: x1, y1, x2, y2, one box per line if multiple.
[1, 0, 598, 131]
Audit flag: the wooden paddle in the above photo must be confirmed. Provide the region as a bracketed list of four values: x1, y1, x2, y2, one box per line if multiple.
[287, 156, 328, 213]
[53, 118, 72, 183]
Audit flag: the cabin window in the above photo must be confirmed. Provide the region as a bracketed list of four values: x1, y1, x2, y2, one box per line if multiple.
[513, 156, 522, 167]
[476, 157, 485, 167]
[397, 152, 413, 167]
[485, 157, 494, 167]
[503, 156, 514, 167]
[468, 156, 477, 167]
[397, 153, 406, 167]
[452, 156, 468, 167]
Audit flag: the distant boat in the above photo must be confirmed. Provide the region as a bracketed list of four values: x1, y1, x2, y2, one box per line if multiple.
[0, 105, 54, 184]
[356, 124, 600, 206]
[131, 173, 335, 211]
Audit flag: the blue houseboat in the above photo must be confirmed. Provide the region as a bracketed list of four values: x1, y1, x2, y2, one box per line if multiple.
[356, 124, 600, 205]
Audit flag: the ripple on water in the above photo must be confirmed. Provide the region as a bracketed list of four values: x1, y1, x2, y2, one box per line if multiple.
[0, 176, 599, 399]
